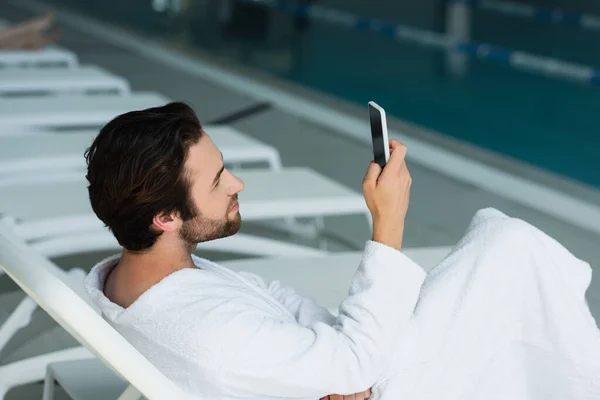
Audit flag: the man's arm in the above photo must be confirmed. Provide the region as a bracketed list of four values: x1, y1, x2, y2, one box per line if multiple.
[215, 241, 426, 398]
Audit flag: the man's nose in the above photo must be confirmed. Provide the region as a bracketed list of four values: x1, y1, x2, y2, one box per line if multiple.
[228, 171, 244, 194]
[234, 175, 244, 193]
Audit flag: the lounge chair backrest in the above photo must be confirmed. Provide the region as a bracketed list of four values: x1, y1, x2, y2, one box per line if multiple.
[0, 221, 194, 400]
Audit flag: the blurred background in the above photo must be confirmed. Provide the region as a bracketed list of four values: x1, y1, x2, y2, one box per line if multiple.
[1, 0, 599, 398]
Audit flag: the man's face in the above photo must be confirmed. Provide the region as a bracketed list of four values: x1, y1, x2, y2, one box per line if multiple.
[179, 132, 244, 246]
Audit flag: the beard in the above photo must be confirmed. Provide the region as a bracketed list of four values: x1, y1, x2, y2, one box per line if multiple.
[179, 205, 241, 248]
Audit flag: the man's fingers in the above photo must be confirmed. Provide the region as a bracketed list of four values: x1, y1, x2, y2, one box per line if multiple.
[324, 390, 372, 400]
[389, 139, 402, 149]
[362, 161, 382, 188]
[386, 141, 407, 170]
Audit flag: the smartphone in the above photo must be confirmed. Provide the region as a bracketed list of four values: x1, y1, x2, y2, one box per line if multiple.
[368, 101, 390, 168]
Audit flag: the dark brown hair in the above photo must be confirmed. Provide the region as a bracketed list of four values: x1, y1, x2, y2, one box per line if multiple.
[85, 102, 203, 251]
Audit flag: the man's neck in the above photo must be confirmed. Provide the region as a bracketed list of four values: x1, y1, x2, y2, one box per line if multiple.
[118, 242, 196, 276]
[103, 240, 196, 308]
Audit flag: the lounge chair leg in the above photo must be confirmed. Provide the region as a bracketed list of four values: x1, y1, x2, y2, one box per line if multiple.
[117, 384, 144, 400]
[282, 217, 320, 239]
[0, 346, 93, 398]
[314, 216, 328, 250]
[0, 268, 86, 355]
[0, 296, 38, 354]
[42, 368, 56, 400]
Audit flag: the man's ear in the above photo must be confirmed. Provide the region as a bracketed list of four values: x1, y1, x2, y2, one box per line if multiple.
[152, 211, 181, 233]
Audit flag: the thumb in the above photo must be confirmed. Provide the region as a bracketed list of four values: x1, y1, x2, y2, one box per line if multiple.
[362, 161, 382, 188]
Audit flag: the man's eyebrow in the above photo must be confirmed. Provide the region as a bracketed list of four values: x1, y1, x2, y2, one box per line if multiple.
[212, 153, 225, 187]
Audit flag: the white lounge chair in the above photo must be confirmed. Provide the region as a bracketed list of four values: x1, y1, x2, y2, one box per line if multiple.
[0, 219, 451, 399]
[0, 92, 170, 134]
[0, 221, 195, 400]
[0, 47, 78, 69]
[0, 125, 282, 175]
[0, 168, 369, 245]
[0, 65, 130, 95]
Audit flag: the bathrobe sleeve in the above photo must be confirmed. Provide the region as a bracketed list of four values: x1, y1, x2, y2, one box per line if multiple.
[216, 240, 426, 399]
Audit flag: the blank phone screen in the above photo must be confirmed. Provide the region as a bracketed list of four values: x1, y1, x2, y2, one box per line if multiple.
[369, 105, 387, 168]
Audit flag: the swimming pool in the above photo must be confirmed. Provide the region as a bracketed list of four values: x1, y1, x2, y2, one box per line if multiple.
[224, 2, 600, 189]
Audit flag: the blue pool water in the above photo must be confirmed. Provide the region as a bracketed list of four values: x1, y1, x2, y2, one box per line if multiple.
[264, 7, 600, 189]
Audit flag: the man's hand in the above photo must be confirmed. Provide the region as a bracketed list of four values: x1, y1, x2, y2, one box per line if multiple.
[362, 139, 412, 250]
[320, 387, 372, 400]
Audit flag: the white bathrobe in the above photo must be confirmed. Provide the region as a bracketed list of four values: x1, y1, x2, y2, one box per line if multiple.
[84, 208, 600, 399]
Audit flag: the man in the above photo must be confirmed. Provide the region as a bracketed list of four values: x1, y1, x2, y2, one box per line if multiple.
[85, 102, 600, 399]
